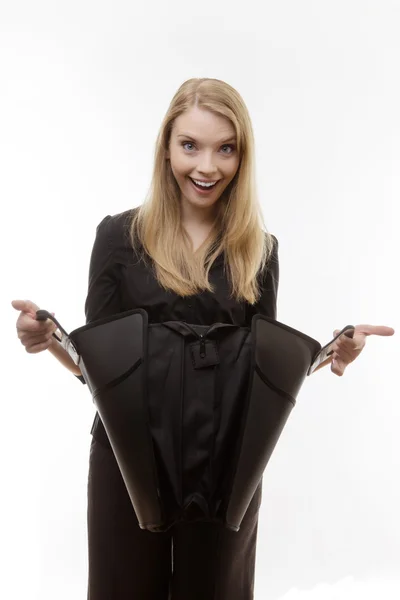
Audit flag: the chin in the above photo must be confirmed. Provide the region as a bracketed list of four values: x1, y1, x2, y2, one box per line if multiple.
[188, 197, 219, 209]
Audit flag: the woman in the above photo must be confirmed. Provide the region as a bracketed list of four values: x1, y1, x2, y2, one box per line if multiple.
[12, 78, 394, 599]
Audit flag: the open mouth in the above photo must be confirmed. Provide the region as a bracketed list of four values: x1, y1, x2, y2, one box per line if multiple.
[189, 178, 220, 193]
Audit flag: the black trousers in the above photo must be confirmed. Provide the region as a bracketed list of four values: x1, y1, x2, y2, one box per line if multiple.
[87, 437, 263, 599]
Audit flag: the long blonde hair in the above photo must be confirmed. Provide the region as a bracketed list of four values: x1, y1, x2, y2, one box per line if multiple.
[128, 77, 275, 305]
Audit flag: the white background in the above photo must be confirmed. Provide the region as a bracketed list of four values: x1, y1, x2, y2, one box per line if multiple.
[2, 1, 399, 598]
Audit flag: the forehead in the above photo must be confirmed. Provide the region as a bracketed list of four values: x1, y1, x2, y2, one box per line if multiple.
[172, 106, 236, 141]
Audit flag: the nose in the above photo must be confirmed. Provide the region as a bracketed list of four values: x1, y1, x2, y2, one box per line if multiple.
[197, 152, 218, 176]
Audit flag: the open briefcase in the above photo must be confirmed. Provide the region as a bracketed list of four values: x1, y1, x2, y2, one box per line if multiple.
[36, 308, 354, 533]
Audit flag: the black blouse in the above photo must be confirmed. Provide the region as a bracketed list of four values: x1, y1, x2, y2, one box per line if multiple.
[76, 208, 280, 448]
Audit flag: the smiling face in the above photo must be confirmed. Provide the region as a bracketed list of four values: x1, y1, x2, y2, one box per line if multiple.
[166, 106, 240, 219]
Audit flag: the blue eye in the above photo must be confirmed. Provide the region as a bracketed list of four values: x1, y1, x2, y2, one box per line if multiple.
[221, 144, 235, 154]
[181, 142, 235, 154]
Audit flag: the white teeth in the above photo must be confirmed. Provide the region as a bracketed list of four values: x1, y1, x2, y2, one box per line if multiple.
[192, 179, 217, 188]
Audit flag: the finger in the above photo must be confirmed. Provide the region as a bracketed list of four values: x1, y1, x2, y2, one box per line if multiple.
[26, 339, 53, 354]
[330, 341, 339, 354]
[331, 332, 355, 353]
[336, 334, 362, 351]
[19, 330, 55, 344]
[333, 328, 356, 341]
[17, 317, 53, 334]
[355, 324, 395, 337]
[334, 346, 354, 364]
[331, 354, 345, 376]
[19, 320, 56, 335]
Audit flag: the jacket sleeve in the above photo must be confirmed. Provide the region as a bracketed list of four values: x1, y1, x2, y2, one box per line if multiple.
[75, 215, 121, 384]
[247, 234, 280, 322]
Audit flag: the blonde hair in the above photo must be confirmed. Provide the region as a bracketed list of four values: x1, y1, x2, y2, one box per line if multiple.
[128, 77, 275, 305]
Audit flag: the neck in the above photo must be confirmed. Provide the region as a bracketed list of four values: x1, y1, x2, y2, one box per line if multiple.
[180, 200, 218, 229]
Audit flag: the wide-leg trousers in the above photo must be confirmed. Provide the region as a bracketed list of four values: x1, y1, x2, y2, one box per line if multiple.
[87, 436, 263, 600]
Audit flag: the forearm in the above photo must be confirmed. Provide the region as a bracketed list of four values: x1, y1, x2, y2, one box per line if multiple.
[47, 336, 82, 377]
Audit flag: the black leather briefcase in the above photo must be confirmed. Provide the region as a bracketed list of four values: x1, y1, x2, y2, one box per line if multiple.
[36, 308, 354, 533]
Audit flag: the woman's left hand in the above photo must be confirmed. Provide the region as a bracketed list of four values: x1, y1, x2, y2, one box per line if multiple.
[330, 324, 395, 376]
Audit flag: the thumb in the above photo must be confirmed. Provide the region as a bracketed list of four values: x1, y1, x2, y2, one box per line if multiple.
[11, 299, 40, 314]
[333, 329, 340, 337]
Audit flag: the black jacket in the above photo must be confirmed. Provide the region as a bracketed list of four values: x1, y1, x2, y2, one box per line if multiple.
[76, 208, 279, 449]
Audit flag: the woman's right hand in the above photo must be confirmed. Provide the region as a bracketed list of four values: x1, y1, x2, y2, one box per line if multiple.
[11, 299, 58, 354]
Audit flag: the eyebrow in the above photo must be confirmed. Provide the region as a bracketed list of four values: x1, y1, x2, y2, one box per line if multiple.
[177, 134, 237, 144]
